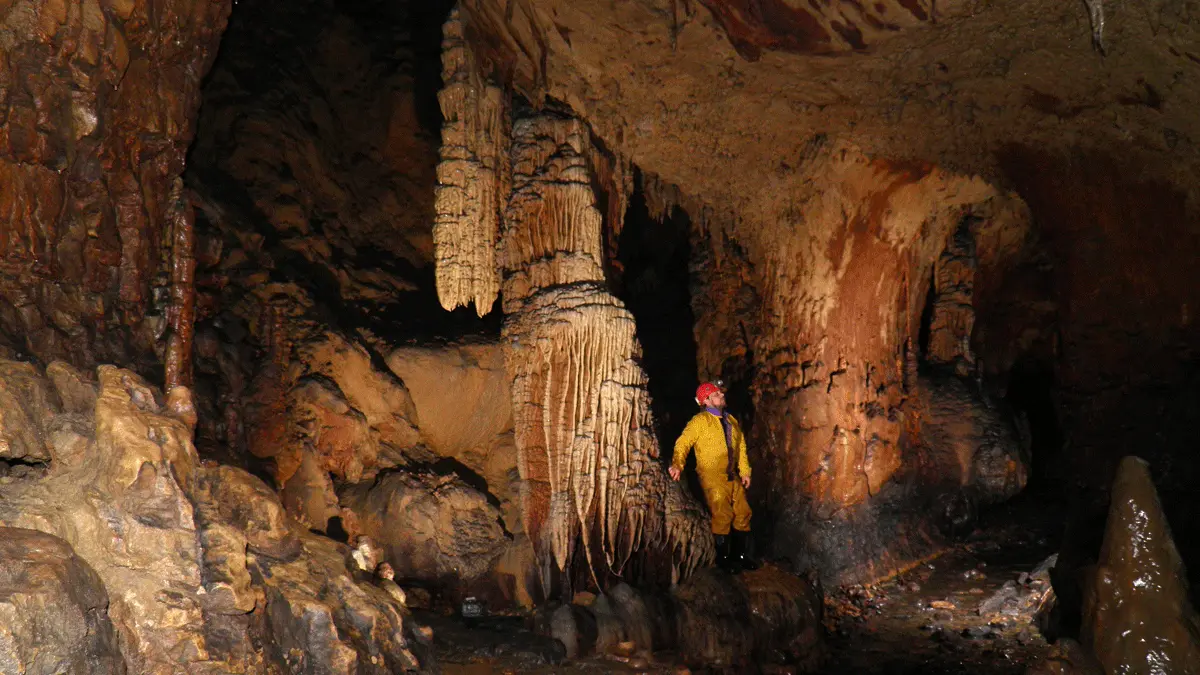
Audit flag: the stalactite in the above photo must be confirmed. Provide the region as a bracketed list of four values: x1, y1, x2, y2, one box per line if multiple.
[500, 115, 712, 590]
[432, 8, 511, 317]
[164, 179, 196, 390]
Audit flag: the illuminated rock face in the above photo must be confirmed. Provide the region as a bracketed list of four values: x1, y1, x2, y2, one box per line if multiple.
[1082, 456, 1200, 675]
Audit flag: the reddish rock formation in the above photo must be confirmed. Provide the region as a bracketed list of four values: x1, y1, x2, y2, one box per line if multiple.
[0, 0, 230, 375]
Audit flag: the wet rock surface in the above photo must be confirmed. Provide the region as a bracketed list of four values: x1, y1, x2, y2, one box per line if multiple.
[1080, 456, 1200, 674]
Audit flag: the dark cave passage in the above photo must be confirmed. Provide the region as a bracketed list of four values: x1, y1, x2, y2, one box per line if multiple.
[613, 178, 701, 458]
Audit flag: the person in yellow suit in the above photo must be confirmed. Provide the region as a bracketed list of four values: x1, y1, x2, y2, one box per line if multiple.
[670, 381, 759, 573]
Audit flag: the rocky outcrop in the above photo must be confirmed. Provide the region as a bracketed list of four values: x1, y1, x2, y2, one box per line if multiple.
[0, 0, 230, 374]
[0, 528, 125, 675]
[1080, 456, 1200, 674]
[242, 318, 421, 532]
[0, 359, 431, 673]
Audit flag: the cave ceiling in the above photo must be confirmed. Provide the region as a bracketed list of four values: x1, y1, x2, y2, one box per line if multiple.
[460, 0, 1200, 219]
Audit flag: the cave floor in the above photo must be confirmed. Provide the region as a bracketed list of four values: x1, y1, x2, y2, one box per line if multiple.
[820, 495, 1061, 674]
[426, 495, 1062, 674]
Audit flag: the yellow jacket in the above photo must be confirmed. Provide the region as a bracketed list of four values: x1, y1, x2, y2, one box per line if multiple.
[672, 410, 751, 483]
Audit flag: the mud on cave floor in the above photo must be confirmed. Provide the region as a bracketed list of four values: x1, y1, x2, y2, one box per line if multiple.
[417, 495, 1062, 674]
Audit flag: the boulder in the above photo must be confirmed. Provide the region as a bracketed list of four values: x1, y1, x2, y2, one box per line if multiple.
[341, 470, 509, 584]
[0, 528, 125, 675]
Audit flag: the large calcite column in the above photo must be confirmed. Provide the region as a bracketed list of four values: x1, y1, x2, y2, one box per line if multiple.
[689, 147, 1012, 583]
[432, 8, 511, 317]
[501, 116, 710, 588]
[1082, 456, 1200, 673]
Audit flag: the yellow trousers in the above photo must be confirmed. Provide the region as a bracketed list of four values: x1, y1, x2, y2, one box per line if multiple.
[702, 477, 752, 535]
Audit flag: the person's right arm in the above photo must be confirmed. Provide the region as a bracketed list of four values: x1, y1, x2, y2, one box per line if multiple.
[670, 416, 698, 480]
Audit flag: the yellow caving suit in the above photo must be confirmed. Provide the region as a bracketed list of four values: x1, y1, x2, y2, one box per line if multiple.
[671, 410, 752, 535]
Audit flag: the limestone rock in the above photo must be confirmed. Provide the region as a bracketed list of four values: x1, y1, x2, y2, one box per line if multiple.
[253, 532, 426, 673]
[198, 522, 257, 616]
[385, 343, 512, 469]
[46, 361, 99, 416]
[196, 464, 300, 561]
[1081, 456, 1200, 674]
[245, 328, 421, 530]
[918, 373, 1028, 504]
[341, 470, 509, 584]
[280, 449, 343, 532]
[0, 528, 125, 675]
[94, 366, 198, 526]
[0, 359, 56, 463]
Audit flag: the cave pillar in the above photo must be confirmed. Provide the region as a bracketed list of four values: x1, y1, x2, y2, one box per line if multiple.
[499, 115, 710, 591]
[693, 149, 1000, 583]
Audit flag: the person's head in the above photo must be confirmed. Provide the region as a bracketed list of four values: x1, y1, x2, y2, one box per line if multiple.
[695, 382, 726, 410]
[376, 562, 394, 580]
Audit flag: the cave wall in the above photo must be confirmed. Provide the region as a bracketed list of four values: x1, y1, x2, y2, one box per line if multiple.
[0, 0, 230, 375]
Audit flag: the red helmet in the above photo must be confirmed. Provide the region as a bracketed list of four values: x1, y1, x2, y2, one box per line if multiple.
[695, 382, 722, 405]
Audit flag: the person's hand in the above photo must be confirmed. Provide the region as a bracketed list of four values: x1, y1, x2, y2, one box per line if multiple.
[741, 475, 751, 489]
[669, 466, 681, 481]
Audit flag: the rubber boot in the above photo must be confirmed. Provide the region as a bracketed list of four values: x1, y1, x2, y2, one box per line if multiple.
[731, 530, 760, 571]
[713, 534, 732, 572]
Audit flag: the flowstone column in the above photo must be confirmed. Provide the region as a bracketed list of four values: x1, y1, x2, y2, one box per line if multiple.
[431, 12, 709, 593]
[500, 115, 710, 591]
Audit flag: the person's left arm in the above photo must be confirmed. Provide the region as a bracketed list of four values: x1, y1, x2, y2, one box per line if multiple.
[735, 416, 751, 487]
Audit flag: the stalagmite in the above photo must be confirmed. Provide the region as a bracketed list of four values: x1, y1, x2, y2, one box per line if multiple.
[432, 8, 511, 316]
[1081, 456, 1200, 674]
[500, 115, 711, 590]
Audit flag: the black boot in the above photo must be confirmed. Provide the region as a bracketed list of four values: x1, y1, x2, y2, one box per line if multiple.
[713, 534, 732, 572]
[731, 530, 760, 571]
